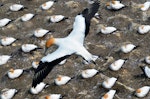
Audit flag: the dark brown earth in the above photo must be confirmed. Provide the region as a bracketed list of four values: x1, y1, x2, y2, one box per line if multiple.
[0, 0, 150, 99]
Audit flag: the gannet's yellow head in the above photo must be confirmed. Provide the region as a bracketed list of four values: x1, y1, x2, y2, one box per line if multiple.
[103, 93, 108, 99]
[9, 68, 14, 73]
[45, 95, 50, 99]
[46, 36, 55, 48]
[106, 2, 110, 6]
[136, 89, 141, 93]
[44, 36, 55, 54]
[140, 4, 145, 9]
[112, 1, 116, 4]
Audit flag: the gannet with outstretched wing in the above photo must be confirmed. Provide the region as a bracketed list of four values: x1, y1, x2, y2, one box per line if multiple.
[32, 2, 100, 87]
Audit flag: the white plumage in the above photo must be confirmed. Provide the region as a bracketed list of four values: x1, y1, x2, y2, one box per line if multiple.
[135, 86, 150, 98]
[0, 18, 11, 27]
[0, 55, 11, 65]
[101, 90, 116, 99]
[142, 66, 150, 78]
[106, 1, 125, 10]
[9, 4, 24, 11]
[140, 1, 150, 11]
[32, 61, 39, 69]
[50, 15, 65, 23]
[32, 2, 100, 87]
[33, 28, 50, 38]
[120, 44, 136, 53]
[0, 88, 18, 99]
[0, 37, 16, 46]
[100, 26, 117, 34]
[54, 75, 71, 86]
[7, 68, 23, 79]
[21, 44, 38, 52]
[45, 94, 62, 99]
[30, 82, 48, 94]
[81, 69, 99, 78]
[102, 77, 117, 89]
[41, 1, 54, 10]
[145, 56, 150, 64]
[59, 59, 67, 65]
[138, 25, 150, 34]
[109, 59, 126, 71]
[21, 13, 35, 22]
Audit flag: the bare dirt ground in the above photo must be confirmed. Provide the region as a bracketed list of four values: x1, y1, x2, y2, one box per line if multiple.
[0, 0, 150, 99]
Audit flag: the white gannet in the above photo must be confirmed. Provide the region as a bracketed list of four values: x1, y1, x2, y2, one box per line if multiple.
[145, 56, 150, 64]
[32, 2, 100, 87]
[100, 26, 117, 34]
[120, 43, 137, 53]
[0, 88, 18, 99]
[101, 90, 116, 99]
[81, 69, 99, 78]
[109, 59, 126, 71]
[0, 18, 12, 27]
[54, 75, 71, 86]
[49, 15, 67, 23]
[0, 55, 11, 65]
[21, 44, 40, 53]
[7, 68, 24, 79]
[135, 86, 150, 98]
[30, 82, 49, 94]
[40, 0, 56, 10]
[106, 0, 125, 10]
[32, 61, 39, 69]
[140, 66, 150, 78]
[102, 77, 117, 89]
[33, 28, 50, 38]
[138, 25, 150, 34]
[45, 94, 62, 99]
[140, 1, 150, 11]
[21, 13, 35, 22]
[9, 4, 26, 11]
[0, 37, 17, 46]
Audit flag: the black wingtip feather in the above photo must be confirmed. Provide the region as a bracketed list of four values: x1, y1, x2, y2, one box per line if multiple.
[32, 55, 71, 87]
[81, 1, 100, 37]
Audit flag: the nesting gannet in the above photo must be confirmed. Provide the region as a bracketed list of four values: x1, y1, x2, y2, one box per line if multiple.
[0, 18, 12, 27]
[100, 26, 117, 34]
[106, 0, 125, 10]
[21, 44, 40, 53]
[138, 25, 150, 34]
[7, 68, 24, 79]
[120, 43, 137, 53]
[33, 28, 50, 38]
[9, 4, 26, 11]
[54, 75, 71, 86]
[109, 59, 126, 71]
[32, 2, 100, 87]
[0, 88, 18, 99]
[49, 15, 67, 23]
[0, 55, 11, 65]
[102, 77, 117, 89]
[30, 82, 49, 94]
[40, 0, 56, 10]
[145, 56, 150, 64]
[45, 94, 62, 99]
[140, 1, 150, 11]
[135, 86, 150, 98]
[21, 13, 35, 22]
[0, 37, 17, 46]
[140, 66, 150, 78]
[81, 69, 99, 78]
[32, 61, 39, 69]
[101, 90, 116, 99]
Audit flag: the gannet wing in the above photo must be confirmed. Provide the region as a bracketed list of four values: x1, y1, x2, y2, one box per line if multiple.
[32, 47, 74, 87]
[68, 2, 100, 44]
